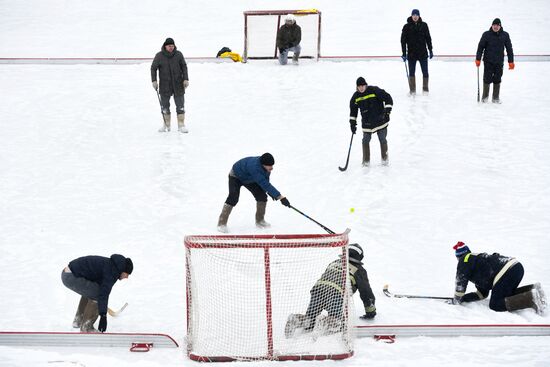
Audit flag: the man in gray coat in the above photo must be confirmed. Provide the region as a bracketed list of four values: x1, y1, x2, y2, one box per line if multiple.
[151, 38, 190, 132]
[276, 14, 302, 65]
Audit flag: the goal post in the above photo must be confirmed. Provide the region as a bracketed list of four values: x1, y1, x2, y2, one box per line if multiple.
[243, 9, 322, 63]
[185, 230, 354, 362]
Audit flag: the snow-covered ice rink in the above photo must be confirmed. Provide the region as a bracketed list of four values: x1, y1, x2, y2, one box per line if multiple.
[1, 0, 550, 366]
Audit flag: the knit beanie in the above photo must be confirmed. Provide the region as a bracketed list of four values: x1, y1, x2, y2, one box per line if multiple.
[412, 9, 420, 16]
[260, 153, 275, 166]
[453, 241, 471, 258]
[356, 77, 367, 86]
[163, 38, 175, 47]
[492, 18, 501, 26]
[125, 258, 134, 274]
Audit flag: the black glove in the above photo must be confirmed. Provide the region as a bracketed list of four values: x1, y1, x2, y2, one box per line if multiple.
[98, 314, 107, 332]
[383, 107, 392, 123]
[401, 54, 407, 62]
[360, 311, 376, 319]
[280, 197, 290, 207]
[429, 50, 433, 59]
[349, 120, 357, 134]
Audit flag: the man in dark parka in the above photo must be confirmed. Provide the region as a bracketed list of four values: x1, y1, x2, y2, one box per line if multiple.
[151, 38, 190, 132]
[476, 18, 514, 103]
[401, 9, 433, 94]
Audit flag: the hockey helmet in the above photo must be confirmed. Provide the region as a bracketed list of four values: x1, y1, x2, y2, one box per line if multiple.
[349, 243, 364, 263]
[285, 14, 296, 23]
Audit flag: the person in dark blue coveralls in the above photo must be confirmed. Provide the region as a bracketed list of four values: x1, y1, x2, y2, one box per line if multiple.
[217, 153, 290, 232]
[61, 254, 133, 332]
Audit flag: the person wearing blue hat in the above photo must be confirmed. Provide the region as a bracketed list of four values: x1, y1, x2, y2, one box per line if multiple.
[400, 9, 433, 94]
[452, 242, 546, 314]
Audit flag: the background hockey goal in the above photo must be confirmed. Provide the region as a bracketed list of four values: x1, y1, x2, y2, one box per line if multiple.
[243, 9, 322, 63]
[185, 231, 354, 362]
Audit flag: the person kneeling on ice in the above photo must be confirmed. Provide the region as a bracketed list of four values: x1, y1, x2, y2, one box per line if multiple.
[217, 153, 290, 233]
[285, 243, 376, 338]
[452, 242, 546, 314]
[61, 254, 133, 332]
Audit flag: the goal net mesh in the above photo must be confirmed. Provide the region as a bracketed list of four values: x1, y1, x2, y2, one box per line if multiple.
[243, 9, 321, 62]
[185, 231, 354, 362]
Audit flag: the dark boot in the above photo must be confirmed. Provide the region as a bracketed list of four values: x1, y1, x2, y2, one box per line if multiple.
[422, 77, 429, 93]
[408, 76, 416, 95]
[381, 142, 389, 164]
[159, 113, 171, 132]
[255, 201, 270, 228]
[217, 203, 233, 233]
[80, 300, 99, 332]
[492, 83, 501, 103]
[72, 296, 88, 328]
[505, 290, 542, 314]
[482, 83, 490, 103]
[362, 143, 370, 167]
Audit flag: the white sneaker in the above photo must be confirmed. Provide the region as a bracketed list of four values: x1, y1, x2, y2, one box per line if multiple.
[256, 220, 271, 228]
[217, 225, 228, 233]
[178, 126, 189, 133]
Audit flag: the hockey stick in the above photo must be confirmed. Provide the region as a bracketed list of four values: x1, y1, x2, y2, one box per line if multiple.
[476, 66, 480, 102]
[338, 133, 354, 172]
[107, 302, 128, 317]
[404, 59, 409, 78]
[383, 284, 453, 301]
[289, 205, 335, 234]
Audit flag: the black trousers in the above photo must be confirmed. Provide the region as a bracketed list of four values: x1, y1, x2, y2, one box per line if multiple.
[225, 175, 267, 206]
[408, 57, 429, 77]
[489, 262, 524, 311]
[305, 285, 343, 328]
[483, 62, 504, 84]
[160, 93, 185, 115]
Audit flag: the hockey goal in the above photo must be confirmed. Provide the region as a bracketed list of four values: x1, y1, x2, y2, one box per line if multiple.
[243, 9, 322, 62]
[185, 230, 354, 362]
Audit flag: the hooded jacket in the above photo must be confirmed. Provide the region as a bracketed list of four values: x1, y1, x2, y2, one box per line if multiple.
[401, 16, 433, 60]
[476, 26, 514, 64]
[151, 43, 189, 96]
[68, 254, 128, 316]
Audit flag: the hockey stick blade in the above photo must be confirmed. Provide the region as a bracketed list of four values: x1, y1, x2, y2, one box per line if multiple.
[338, 164, 348, 172]
[383, 284, 453, 301]
[108, 302, 128, 317]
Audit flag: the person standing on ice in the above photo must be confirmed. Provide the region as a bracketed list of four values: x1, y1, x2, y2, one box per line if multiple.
[61, 254, 133, 332]
[475, 18, 514, 103]
[276, 14, 302, 65]
[400, 9, 433, 94]
[452, 242, 546, 314]
[217, 153, 290, 232]
[285, 243, 376, 338]
[349, 77, 393, 167]
[151, 37, 190, 132]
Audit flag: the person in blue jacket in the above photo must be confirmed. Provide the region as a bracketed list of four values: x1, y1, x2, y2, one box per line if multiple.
[217, 153, 290, 232]
[61, 254, 133, 332]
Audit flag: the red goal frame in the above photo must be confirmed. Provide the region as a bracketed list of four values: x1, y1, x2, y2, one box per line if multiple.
[243, 9, 322, 63]
[185, 231, 352, 362]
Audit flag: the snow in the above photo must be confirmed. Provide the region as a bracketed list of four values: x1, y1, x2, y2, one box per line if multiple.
[1, 0, 550, 366]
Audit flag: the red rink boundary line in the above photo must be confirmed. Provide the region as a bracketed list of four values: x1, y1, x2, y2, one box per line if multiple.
[355, 324, 550, 338]
[1, 54, 549, 64]
[0, 331, 179, 348]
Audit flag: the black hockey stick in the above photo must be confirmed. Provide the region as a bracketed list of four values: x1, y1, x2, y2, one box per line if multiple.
[338, 133, 355, 172]
[383, 284, 453, 301]
[289, 205, 335, 234]
[476, 66, 480, 102]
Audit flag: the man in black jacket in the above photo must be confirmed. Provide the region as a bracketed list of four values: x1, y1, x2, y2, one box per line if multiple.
[349, 77, 393, 166]
[151, 38, 190, 132]
[61, 254, 133, 332]
[401, 9, 433, 94]
[452, 242, 545, 314]
[276, 14, 302, 65]
[476, 18, 514, 103]
[285, 243, 376, 338]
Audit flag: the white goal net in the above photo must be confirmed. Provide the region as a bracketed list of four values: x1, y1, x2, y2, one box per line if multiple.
[185, 231, 354, 362]
[243, 9, 322, 62]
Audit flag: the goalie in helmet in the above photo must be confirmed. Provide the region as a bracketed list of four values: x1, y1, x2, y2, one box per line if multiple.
[285, 243, 376, 338]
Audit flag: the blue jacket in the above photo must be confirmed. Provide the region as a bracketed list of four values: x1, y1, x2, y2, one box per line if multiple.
[68, 254, 128, 316]
[231, 156, 281, 199]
